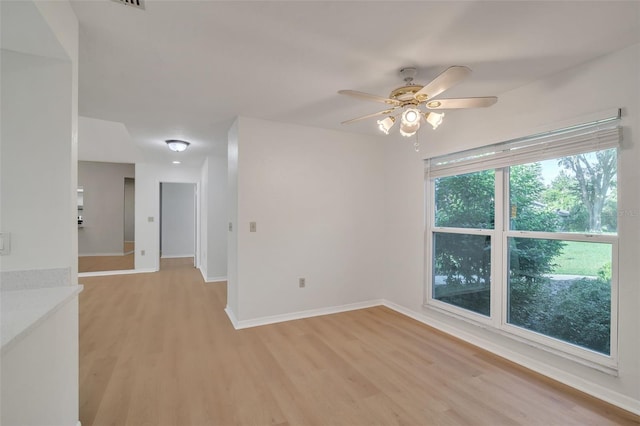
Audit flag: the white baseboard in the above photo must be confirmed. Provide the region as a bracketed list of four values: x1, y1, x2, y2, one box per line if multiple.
[380, 300, 640, 417]
[78, 268, 156, 278]
[228, 299, 385, 330]
[78, 252, 125, 257]
[224, 305, 239, 328]
[198, 266, 227, 283]
[160, 254, 194, 259]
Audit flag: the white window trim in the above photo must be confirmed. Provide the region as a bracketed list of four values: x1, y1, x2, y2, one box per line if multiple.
[423, 114, 621, 372]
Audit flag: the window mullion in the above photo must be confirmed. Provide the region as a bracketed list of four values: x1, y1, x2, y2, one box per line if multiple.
[424, 177, 434, 307]
[501, 167, 511, 329]
[431, 227, 493, 236]
[504, 230, 617, 244]
[491, 168, 505, 328]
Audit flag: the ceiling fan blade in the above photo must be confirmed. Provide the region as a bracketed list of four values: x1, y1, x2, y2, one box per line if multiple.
[341, 108, 397, 125]
[425, 96, 498, 110]
[414, 66, 472, 102]
[338, 90, 401, 106]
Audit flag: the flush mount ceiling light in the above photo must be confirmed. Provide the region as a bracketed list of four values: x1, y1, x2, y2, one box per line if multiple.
[339, 66, 498, 147]
[165, 139, 190, 152]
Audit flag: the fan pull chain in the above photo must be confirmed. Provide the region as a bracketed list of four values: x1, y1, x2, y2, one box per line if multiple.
[414, 132, 420, 152]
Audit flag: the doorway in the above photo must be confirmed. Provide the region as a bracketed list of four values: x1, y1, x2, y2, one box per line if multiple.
[159, 182, 197, 269]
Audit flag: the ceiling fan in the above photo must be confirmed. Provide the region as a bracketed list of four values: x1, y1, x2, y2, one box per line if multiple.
[338, 66, 497, 140]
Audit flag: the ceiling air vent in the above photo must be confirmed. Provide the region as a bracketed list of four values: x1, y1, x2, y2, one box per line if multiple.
[111, 0, 145, 10]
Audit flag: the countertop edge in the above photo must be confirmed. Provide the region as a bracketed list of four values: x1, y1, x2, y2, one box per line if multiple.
[1, 285, 84, 355]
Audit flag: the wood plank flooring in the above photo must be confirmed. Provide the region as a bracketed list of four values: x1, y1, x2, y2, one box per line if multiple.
[79, 258, 639, 425]
[79, 242, 135, 273]
[78, 253, 135, 273]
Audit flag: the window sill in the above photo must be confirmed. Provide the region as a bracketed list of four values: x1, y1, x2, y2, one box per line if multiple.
[422, 302, 618, 376]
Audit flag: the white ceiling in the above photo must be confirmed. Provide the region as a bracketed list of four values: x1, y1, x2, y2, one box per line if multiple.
[70, 0, 640, 167]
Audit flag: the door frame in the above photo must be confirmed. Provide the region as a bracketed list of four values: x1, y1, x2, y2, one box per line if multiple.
[156, 180, 200, 270]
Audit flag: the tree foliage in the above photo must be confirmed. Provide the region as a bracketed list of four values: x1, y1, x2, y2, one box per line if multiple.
[435, 170, 495, 229]
[558, 149, 617, 232]
[548, 278, 610, 353]
[542, 171, 587, 232]
[511, 276, 611, 354]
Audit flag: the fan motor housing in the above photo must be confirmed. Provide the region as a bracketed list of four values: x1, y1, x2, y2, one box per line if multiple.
[389, 85, 423, 105]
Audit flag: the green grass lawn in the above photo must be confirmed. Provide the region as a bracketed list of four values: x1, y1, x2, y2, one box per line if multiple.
[552, 240, 611, 276]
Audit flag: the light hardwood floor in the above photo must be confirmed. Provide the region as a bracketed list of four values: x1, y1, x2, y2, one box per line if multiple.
[78, 253, 134, 272]
[79, 258, 639, 425]
[79, 242, 135, 273]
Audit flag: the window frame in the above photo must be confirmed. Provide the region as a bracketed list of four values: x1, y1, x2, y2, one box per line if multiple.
[424, 119, 620, 371]
[428, 227, 496, 323]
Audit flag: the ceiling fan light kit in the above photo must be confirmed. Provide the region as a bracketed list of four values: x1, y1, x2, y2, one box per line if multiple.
[401, 108, 420, 126]
[399, 108, 421, 137]
[425, 111, 445, 129]
[339, 65, 497, 148]
[377, 116, 395, 135]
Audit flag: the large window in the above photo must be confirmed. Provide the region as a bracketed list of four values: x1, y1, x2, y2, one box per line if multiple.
[426, 115, 620, 366]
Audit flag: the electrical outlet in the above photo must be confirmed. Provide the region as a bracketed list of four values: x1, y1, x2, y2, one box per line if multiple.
[141, 249, 145, 256]
[148, 216, 154, 222]
[250, 222, 257, 232]
[228, 222, 233, 231]
[299, 278, 306, 288]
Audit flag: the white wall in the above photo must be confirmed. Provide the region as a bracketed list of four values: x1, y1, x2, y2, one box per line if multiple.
[0, 1, 80, 425]
[1, 50, 72, 272]
[161, 182, 196, 258]
[78, 161, 135, 256]
[124, 178, 135, 242]
[227, 121, 239, 316]
[200, 158, 210, 279]
[33, 0, 80, 281]
[228, 117, 386, 321]
[205, 155, 227, 281]
[135, 163, 201, 271]
[199, 155, 228, 282]
[383, 44, 640, 412]
[1, 0, 79, 276]
[78, 116, 141, 164]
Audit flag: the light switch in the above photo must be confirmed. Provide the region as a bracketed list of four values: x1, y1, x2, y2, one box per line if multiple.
[228, 222, 233, 232]
[148, 216, 154, 222]
[250, 222, 256, 232]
